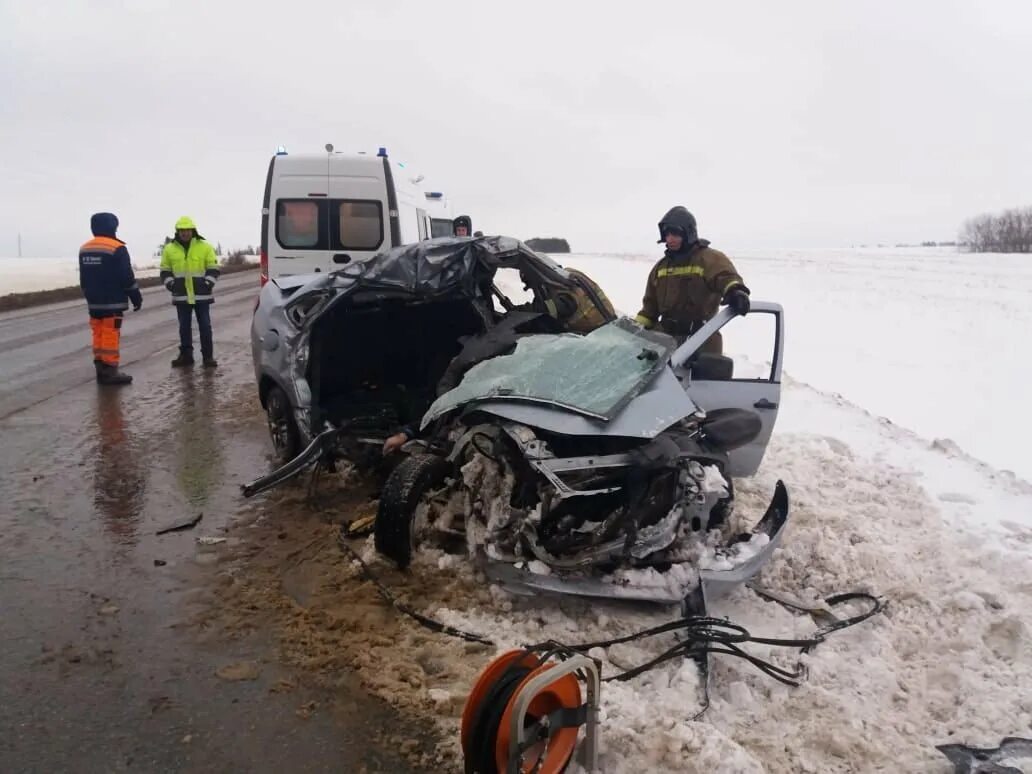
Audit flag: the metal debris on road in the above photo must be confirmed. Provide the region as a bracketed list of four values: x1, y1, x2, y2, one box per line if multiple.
[155, 513, 204, 535]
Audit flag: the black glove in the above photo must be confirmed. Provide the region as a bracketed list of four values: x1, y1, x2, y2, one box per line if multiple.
[133, 301, 142, 311]
[724, 287, 750, 315]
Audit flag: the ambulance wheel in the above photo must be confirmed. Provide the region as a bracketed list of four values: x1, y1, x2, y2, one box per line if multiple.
[375, 454, 452, 569]
[266, 385, 301, 463]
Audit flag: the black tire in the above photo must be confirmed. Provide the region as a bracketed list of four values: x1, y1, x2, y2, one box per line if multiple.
[266, 385, 301, 464]
[375, 454, 452, 569]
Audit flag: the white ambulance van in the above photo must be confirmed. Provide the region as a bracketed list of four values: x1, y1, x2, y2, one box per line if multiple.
[260, 146, 440, 284]
[424, 191, 456, 238]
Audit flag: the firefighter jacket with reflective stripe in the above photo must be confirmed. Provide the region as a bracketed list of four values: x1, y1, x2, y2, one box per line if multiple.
[564, 268, 616, 333]
[635, 242, 746, 336]
[79, 236, 143, 316]
[160, 238, 220, 305]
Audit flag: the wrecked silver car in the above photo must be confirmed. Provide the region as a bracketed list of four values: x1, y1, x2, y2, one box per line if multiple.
[249, 235, 616, 473]
[247, 234, 788, 606]
[372, 286, 789, 606]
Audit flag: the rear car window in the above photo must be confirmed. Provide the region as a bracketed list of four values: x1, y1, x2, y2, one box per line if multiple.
[335, 200, 383, 251]
[276, 199, 324, 249]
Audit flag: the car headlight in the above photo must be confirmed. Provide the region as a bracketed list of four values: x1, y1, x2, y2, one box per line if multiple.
[285, 291, 330, 327]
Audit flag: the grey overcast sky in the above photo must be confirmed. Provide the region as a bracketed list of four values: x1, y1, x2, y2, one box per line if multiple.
[1, 0, 1030, 257]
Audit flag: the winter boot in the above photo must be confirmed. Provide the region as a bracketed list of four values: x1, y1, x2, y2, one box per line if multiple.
[202, 356, 218, 369]
[95, 362, 132, 385]
[171, 349, 195, 368]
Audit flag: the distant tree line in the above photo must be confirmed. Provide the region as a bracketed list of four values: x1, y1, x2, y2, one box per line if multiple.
[525, 237, 571, 253]
[960, 206, 1032, 253]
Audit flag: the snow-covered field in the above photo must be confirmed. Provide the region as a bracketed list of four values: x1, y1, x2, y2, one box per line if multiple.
[425, 247, 1032, 772]
[560, 246, 1032, 485]
[0, 256, 162, 294]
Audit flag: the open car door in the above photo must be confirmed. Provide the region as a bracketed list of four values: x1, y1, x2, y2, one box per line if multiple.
[670, 302, 785, 477]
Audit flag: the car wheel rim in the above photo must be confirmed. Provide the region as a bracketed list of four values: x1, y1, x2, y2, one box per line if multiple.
[268, 398, 289, 453]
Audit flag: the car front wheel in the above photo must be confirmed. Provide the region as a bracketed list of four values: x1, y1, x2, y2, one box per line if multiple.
[375, 454, 453, 569]
[266, 385, 301, 463]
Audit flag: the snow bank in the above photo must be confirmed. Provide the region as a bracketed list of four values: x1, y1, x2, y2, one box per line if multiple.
[430, 411, 1032, 772]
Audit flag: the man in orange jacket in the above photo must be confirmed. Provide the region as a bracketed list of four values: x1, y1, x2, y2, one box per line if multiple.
[78, 212, 143, 385]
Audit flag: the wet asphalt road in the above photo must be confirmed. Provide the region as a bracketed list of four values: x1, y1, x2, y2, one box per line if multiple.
[0, 273, 258, 418]
[0, 276, 423, 773]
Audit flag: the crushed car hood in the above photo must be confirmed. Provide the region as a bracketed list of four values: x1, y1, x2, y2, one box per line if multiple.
[422, 318, 698, 436]
[446, 367, 698, 439]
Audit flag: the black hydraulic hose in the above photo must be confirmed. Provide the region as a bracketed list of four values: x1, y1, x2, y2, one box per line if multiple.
[336, 528, 493, 646]
[332, 527, 885, 689]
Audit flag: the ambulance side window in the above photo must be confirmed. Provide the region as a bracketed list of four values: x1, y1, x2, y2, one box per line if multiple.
[430, 218, 454, 238]
[276, 200, 326, 249]
[332, 200, 384, 251]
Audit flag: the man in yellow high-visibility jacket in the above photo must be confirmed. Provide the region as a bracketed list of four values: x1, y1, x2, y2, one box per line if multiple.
[160, 216, 220, 368]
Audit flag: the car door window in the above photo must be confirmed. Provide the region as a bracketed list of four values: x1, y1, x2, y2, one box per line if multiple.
[719, 311, 780, 382]
[490, 267, 536, 316]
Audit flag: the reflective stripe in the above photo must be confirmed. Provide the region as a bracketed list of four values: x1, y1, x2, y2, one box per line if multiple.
[722, 280, 742, 296]
[634, 314, 653, 327]
[657, 265, 705, 278]
[81, 238, 120, 254]
[88, 302, 129, 310]
[126, 282, 139, 291]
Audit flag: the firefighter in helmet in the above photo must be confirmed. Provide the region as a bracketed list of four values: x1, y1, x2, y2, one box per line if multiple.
[635, 206, 750, 354]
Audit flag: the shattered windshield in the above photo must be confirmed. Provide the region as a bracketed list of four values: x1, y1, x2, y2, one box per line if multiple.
[422, 318, 675, 425]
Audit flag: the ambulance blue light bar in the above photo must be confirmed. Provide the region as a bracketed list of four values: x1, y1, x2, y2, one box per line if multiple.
[377, 147, 388, 157]
[425, 192, 444, 199]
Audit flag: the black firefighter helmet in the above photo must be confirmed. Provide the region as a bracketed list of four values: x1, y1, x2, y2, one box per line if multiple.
[657, 206, 698, 244]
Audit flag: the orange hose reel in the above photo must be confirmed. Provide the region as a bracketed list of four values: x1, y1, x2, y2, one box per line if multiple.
[461, 649, 599, 774]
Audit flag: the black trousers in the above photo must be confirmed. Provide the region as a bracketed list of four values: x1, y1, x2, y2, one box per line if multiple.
[176, 303, 213, 357]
